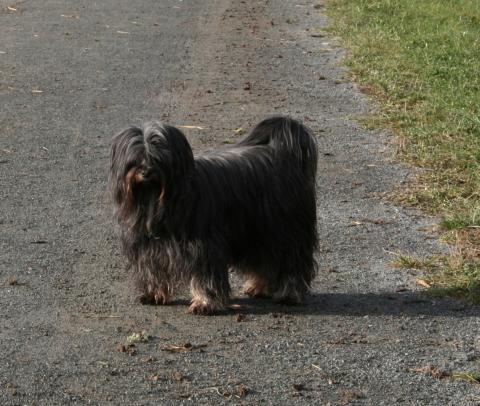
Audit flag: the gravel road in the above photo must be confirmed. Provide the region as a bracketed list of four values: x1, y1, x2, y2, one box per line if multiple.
[1, 1, 480, 405]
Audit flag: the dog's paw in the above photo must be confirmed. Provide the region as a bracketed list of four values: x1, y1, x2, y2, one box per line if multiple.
[187, 300, 224, 316]
[154, 293, 171, 305]
[139, 290, 171, 305]
[272, 284, 307, 305]
[243, 279, 271, 299]
[139, 294, 155, 305]
[244, 285, 271, 299]
[272, 291, 305, 305]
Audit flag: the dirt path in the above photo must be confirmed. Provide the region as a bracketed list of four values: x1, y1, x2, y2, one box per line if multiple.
[1, 1, 479, 405]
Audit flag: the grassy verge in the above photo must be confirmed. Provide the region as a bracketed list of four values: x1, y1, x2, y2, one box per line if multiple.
[325, 0, 480, 301]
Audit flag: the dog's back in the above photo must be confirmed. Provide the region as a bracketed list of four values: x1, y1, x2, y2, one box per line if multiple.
[191, 116, 318, 268]
[238, 116, 318, 182]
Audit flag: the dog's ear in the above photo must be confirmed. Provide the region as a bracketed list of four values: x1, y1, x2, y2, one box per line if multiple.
[124, 166, 145, 204]
[143, 123, 194, 198]
[109, 126, 143, 206]
[160, 125, 194, 182]
[110, 126, 143, 173]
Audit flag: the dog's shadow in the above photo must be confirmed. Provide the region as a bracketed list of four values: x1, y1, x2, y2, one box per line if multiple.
[155, 292, 479, 318]
[228, 292, 479, 318]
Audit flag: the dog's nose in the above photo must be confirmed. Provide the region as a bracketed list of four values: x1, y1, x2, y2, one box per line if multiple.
[141, 168, 152, 179]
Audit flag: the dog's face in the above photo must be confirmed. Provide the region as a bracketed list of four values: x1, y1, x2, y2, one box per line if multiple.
[109, 122, 193, 235]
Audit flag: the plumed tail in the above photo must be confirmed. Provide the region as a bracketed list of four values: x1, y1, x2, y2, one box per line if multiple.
[239, 116, 318, 181]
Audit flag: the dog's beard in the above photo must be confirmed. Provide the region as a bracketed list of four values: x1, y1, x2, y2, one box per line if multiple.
[119, 167, 165, 237]
[133, 184, 164, 236]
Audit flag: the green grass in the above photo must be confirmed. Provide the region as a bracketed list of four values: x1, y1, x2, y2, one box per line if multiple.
[427, 262, 480, 304]
[452, 371, 480, 384]
[441, 206, 480, 230]
[325, 0, 480, 302]
[392, 251, 480, 303]
[392, 254, 438, 271]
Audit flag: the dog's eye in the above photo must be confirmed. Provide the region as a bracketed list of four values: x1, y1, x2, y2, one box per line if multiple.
[149, 136, 167, 148]
[124, 161, 139, 174]
[151, 139, 164, 148]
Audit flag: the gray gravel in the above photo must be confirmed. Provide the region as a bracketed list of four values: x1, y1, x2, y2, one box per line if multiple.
[1, 0, 480, 405]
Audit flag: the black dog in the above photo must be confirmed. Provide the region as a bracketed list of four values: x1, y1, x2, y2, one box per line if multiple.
[109, 116, 318, 314]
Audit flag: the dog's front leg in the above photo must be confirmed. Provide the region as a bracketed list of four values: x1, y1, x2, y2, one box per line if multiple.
[188, 263, 230, 315]
[138, 284, 172, 305]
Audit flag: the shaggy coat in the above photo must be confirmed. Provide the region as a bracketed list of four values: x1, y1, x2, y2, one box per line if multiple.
[109, 116, 318, 314]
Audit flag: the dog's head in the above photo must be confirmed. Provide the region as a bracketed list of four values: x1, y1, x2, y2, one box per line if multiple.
[109, 122, 193, 235]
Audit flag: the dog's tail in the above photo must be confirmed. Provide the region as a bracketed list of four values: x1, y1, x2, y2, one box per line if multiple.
[239, 116, 318, 181]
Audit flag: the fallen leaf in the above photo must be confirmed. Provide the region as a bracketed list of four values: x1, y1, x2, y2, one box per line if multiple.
[370, 219, 390, 225]
[236, 313, 247, 322]
[161, 342, 207, 353]
[116, 343, 137, 356]
[149, 373, 162, 382]
[416, 279, 431, 288]
[177, 125, 204, 130]
[126, 331, 149, 344]
[221, 384, 249, 399]
[409, 365, 449, 379]
[360, 218, 391, 225]
[293, 383, 305, 391]
[171, 371, 185, 381]
[234, 127, 246, 135]
[7, 277, 17, 286]
[348, 221, 363, 227]
[141, 356, 154, 363]
[234, 384, 248, 398]
[340, 389, 364, 405]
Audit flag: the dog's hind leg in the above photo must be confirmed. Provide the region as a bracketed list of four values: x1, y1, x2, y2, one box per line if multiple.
[271, 275, 309, 304]
[270, 251, 316, 305]
[242, 271, 272, 299]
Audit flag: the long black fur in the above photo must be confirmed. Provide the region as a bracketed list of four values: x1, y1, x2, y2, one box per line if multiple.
[109, 116, 318, 314]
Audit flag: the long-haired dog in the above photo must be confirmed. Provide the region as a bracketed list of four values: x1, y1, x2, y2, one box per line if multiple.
[109, 116, 318, 315]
